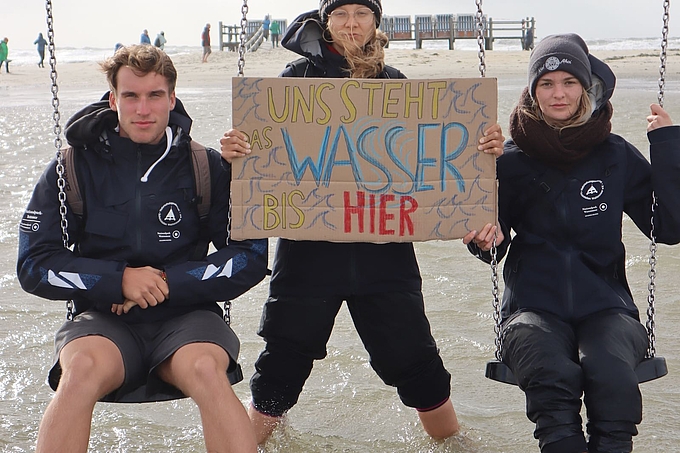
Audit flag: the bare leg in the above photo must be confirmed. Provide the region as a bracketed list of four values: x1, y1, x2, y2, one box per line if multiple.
[157, 343, 256, 453]
[248, 403, 283, 445]
[36, 336, 124, 453]
[417, 399, 459, 440]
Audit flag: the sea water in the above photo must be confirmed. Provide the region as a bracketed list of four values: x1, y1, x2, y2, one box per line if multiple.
[1, 40, 680, 452]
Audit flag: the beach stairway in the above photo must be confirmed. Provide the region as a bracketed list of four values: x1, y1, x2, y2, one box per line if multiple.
[218, 20, 288, 53]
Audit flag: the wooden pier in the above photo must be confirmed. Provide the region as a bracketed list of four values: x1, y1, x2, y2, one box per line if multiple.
[218, 20, 288, 52]
[380, 15, 536, 50]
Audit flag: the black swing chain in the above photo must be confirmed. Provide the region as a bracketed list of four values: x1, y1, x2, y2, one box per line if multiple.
[475, 0, 487, 78]
[646, 0, 670, 359]
[45, 0, 75, 321]
[475, 0, 504, 360]
[237, 0, 249, 77]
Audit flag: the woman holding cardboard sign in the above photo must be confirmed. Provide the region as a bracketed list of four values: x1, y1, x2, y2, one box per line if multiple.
[466, 34, 680, 453]
[221, 0, 504, 445]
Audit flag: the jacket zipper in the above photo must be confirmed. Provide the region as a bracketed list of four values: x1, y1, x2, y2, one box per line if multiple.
[136, 148, 143, 253]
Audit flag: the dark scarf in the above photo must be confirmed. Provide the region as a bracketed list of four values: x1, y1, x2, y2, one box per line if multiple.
[509, 87, 613, 170]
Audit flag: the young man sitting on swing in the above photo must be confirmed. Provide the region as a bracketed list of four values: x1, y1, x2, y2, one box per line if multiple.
[17, 44, 266, 453]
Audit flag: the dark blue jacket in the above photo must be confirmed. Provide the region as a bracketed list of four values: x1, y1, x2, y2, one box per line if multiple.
[471, 128, 680, 322]
[268, 11, 420, 297]
[17, 96, 267, 323]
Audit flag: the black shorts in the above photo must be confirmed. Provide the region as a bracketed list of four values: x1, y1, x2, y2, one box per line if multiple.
[49, 310, 240, 403]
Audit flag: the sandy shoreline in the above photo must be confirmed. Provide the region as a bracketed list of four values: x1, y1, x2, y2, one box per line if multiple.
[0, 47, 675, 93]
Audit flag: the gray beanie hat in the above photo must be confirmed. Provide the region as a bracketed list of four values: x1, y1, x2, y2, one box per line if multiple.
[528, 33, 592, 99]
[319, 0, 382, 25]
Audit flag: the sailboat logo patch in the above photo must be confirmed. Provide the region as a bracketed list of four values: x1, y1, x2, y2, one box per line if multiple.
[158, 202, 182, 226]
[580, 180, 604, 201]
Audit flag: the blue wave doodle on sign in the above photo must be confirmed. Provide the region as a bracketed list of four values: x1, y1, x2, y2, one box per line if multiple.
[232, 78, 269, 126]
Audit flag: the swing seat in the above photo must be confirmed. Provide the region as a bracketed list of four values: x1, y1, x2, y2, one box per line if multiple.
[635, 356, 668, 383]
[485, 360, 517, 385]
[485, 356, 667, 386]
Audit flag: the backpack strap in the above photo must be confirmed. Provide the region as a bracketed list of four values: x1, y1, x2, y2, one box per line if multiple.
[62, 141, 212, 222]
[61, 146, 84, 217]
[189, 140, 211, 220]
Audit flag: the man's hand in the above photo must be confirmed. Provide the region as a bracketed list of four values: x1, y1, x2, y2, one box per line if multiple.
[117, 266, 169, 314]
[220, 128, 250, 163]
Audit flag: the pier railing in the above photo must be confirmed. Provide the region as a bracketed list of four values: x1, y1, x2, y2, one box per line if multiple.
[218, 20, 288, 52]
[381, 15, 536, 50]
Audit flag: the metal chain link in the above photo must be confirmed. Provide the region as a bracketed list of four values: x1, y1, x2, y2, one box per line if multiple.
[223, 300, 232, 325]
[475, 0, 486, 78]
[658, 0, 670, 107]
[490, 236, 502, 361]
[46, 0, 74, 321]
[646, 194, 658, 358]
[645, 0, 670, 357]
[237, 0, 249, 76]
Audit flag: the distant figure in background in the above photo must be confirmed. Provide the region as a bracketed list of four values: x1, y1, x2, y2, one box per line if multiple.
[0, 38, 9, 73]
[523, 26, 534, 51]
[114, 42, 124, 53]
[202, 24, 211, 63]
[140, 29, 151, 45]
[262, 15, 271, 41]
[34, 33, 48, 68]
[270, 19, 280, 48]
[154, 31, 167, 50]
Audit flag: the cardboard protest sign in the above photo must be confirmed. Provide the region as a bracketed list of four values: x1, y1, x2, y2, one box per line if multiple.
[231, 77, 497, 242]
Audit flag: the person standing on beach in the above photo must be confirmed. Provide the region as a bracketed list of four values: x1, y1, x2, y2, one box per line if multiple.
[262, 15, 271, 41]
[0, 38, 9, 73]
[17, 44, 267, 453]
[466, 33, 680, 453]
[201, 24, 211, 63]
[140, 29, 151, 45]
[154, 31, 167, 50]
[34, 33, 48, 68]
[220, 0, 505, 445]
[269, 19, 280, 48]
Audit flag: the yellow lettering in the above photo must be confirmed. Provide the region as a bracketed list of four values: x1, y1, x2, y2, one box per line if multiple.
[361, 82, 382, 116]
[288, 190, 305, 228]
[404, 82, 424, 119]
[250, 130, 263, 151]
[263, 194, 281, 230]
[268, 86, 290, 123]
[292, 85, 315, 123]
[315, 83, 333, 125]
[340, 80, 359, 123]
[427, 81, 447, 120]
[262, 126, 273, 149]
[382, 82, 402, 118]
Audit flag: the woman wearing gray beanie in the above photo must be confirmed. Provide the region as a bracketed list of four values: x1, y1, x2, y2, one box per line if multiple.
[467, 33, 680, 453]
[221, 0, 505, 446]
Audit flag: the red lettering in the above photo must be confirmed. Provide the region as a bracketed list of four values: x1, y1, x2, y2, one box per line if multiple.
[344, 191, 418, 237]
[344, 191, 365, 233]
[399, 196, 418, 236]
[379, 194, 395, 235]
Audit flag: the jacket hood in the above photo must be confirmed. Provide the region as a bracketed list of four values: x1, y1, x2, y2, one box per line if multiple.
[64, 92, 193, 147]
[588, 54, 616, 113]
[281, 10, 326, 60]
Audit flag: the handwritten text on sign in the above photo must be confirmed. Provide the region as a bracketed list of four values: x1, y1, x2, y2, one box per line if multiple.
[230, 77, 497, 242]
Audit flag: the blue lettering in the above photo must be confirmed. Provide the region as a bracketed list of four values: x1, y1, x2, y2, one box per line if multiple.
[323, 125, 363, 187]
[415, 124, 438, 192]
[385, 126, 416, 195]
[357, 126, 392, 193]
[282, 126, 330, 186]
[440, 122, 467, 192]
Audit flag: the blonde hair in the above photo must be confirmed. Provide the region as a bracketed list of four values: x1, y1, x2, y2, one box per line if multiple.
[325, 20, 389, 78]
[524, 85, 593, 131]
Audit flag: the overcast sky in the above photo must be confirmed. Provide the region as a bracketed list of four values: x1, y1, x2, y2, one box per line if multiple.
[4, 0, 670, 50]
